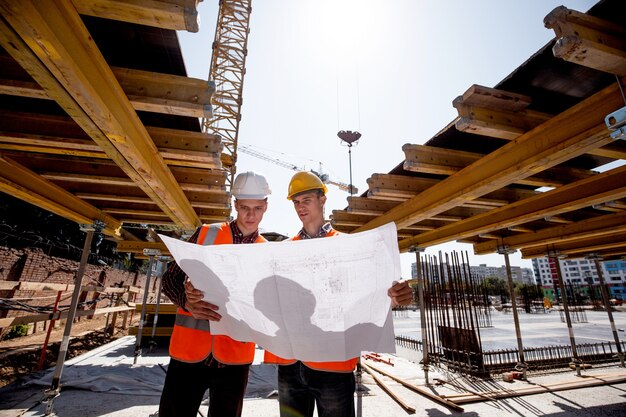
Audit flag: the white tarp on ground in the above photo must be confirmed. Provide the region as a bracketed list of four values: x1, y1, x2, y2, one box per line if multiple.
[159, 222, 401, 362]
[31, 337, 278, 398]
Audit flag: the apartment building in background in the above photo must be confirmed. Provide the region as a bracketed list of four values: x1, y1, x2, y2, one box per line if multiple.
[532, 257, 626, 300]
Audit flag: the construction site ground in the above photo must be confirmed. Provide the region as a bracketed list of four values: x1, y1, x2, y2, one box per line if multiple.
[1, 310, 625, 416]
[0, 315, 130, 389]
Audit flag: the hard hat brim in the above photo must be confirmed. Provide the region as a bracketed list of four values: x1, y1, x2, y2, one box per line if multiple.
[287, 187, 326, 200]
[234, 194, 270, 200]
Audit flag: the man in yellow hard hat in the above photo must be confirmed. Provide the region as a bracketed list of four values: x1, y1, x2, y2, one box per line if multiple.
[159, 171, 271, 417]
[264, 171, 413, 417]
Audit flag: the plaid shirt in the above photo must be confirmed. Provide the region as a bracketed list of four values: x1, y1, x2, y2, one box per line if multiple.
[161, 221, 259, 309]
[296, 222, 333, 240]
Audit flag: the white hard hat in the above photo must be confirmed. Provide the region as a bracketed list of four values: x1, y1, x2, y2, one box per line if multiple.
[232, 171, 271, 200]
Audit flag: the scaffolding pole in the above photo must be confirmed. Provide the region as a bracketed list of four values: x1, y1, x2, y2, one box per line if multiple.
[589, 254, 625, 367]
[498, 246, 527, 380]
[409, 246, 430, 384]
[549, 252, 582, 376]
[133, 249, 160, 364]
[45, 221, 103, 416]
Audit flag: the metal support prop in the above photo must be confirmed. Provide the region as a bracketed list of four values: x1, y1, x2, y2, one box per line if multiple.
[409, 246, 430, 384]
[133, 249, 161, 364]
[149, 257, 168, 351]
[589, 254, 625, 367]
[550, 252, 582, 376]
[498, 247, 527, 380]
[45, 221, 103, 416]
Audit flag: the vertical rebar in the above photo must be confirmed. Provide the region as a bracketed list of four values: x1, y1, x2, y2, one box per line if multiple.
[590, 255, 624, 367]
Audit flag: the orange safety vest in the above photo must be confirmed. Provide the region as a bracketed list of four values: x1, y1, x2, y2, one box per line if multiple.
[169, 222, 266, 365]
[264, 228, 358, 372]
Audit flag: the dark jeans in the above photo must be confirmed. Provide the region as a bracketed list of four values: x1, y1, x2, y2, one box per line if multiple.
[158, 357, 250, 417]
[278, 361, 355, 417]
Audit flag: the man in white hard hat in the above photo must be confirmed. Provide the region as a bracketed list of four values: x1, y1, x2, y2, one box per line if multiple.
[264, 171, 413, 417]
[159, 171, 271, 417]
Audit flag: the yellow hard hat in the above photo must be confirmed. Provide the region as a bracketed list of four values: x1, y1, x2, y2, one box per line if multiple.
[287, 171, 328, 200]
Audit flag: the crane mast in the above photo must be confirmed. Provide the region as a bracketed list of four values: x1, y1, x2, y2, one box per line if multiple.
[202, 0, 252, 191]
[202, 1, 358, 198]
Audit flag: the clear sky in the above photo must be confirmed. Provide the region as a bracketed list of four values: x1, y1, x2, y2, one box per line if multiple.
[178, 0, 598, 278]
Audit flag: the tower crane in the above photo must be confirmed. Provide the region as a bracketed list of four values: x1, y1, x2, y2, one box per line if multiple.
[238, 145, 358, 194]
[201, 2, 358, 198]
[201, 0, 252, 189]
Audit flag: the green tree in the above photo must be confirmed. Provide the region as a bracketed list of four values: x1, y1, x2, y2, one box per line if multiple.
[480, 276, 509, 297]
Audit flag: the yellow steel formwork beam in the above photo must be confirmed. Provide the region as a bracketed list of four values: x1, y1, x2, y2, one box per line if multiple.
[72, 0, 201, 32]
[474, 210, 626, 255]
[354, 77, 625, 235]
[0, 156, 121, 237]
[0, 0, 200, 229]
[398, 164, 626, 252]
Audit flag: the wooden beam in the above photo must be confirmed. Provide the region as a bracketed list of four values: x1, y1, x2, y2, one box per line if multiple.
[443, 373, 626, 404]
[111, 66, 214, 118]
[0, 67, 216, 119]
[331, 210, 436, 232]
[72, 0, 201, 32]
[147, 126, 222, 155]
[403, 144, 595, 187]
[346, 196, 400, 216]
[116, 240, 169, 254]
[521, 232, 626, 258]
[545, 6, 626, 76]
[0, 78, 48, 99]
[398, 164, 626, 251]
[543, 215, 574, 224]
[366, 173, 536, 207]
[454, 84, 531, 112]
[0, 305, 134, 328]
[41, 170, 226, 195]
[361, 362, 416, 414]
[474, 211, 626, 255]
[507, 226, 534, 233]
[355, 77, 624, 235]
[454, 85, 626, 160]
[0, 281, 132, 293]
[0, 111, 223, 168]
[77, 192, 231, 210]
[363, 360, 464, 412]
[103, 208, 170, 218]
[0, 156, 121, 237]
[76, 193, 155, 204]
[0, 132, 222, 169]
[455, 101, 552, 140]
[0, 0, 199, 228]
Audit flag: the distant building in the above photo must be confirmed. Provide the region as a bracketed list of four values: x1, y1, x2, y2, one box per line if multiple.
[532, 257, 626, 300]
[469, 264, 535, 285]
[412, 261, 535, 285]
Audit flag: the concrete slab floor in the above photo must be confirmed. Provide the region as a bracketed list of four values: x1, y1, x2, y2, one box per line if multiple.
[10, 367, 626, 417]
[2, 308, 626, 417]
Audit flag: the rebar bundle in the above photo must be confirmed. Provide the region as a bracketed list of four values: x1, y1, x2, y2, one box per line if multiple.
[421, 251, 492, 376]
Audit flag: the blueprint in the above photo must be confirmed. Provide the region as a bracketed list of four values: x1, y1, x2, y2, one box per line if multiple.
[159, 222, 401, 362]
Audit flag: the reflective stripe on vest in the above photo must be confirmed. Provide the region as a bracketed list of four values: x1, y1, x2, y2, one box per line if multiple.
[169, 222, 265, 364]
[263, 228, 358, 372]
[175, 311, 210, 332]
